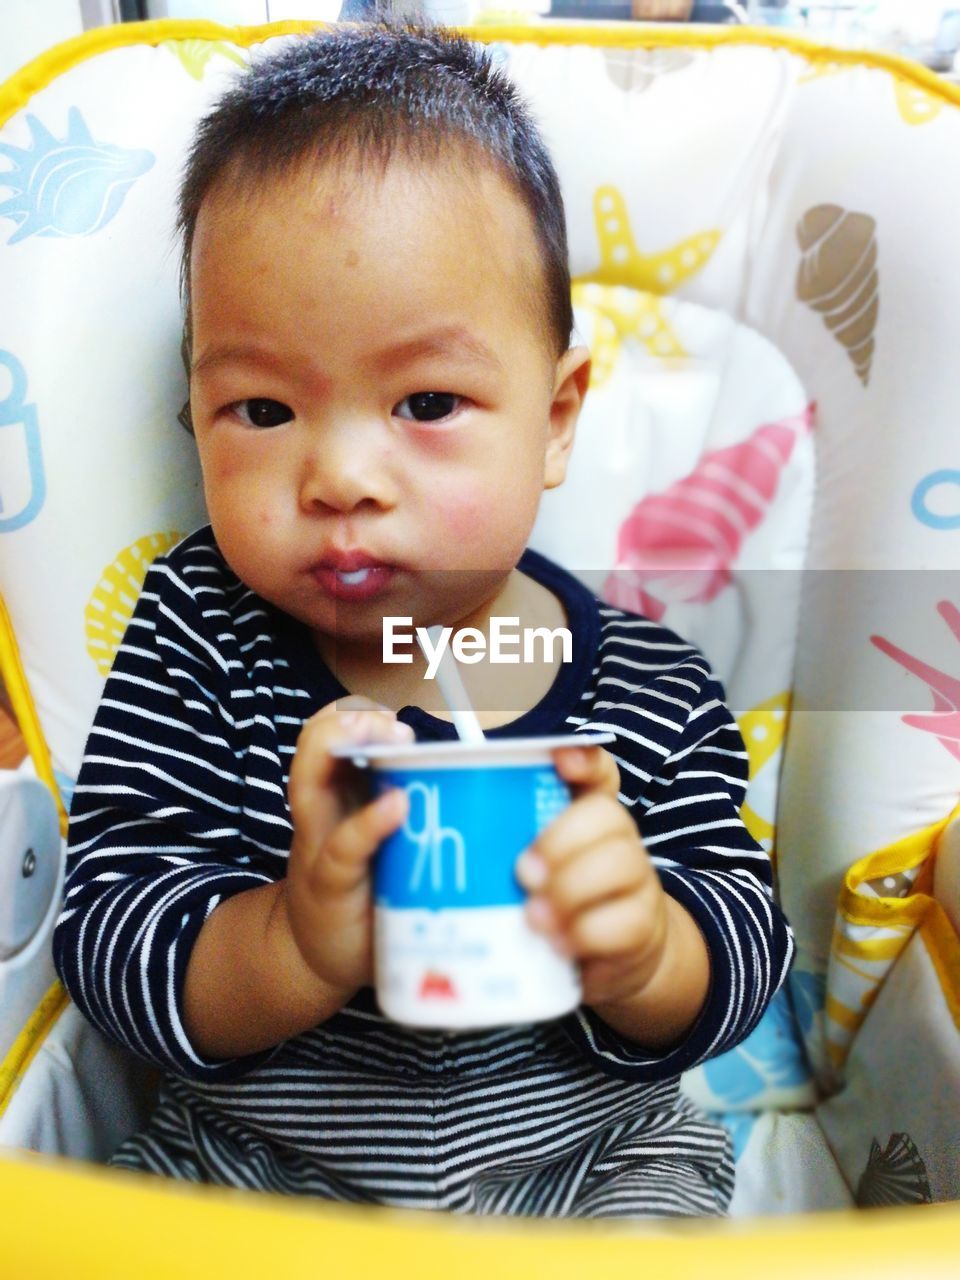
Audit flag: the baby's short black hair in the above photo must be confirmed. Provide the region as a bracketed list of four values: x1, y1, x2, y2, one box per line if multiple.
[176, 20, 573, 359]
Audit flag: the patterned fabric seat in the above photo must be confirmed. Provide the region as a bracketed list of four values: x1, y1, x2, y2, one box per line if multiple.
[0, 17, 957, 1271]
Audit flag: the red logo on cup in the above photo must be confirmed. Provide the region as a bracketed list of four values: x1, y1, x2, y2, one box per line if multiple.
[419, 970, 458, 1000]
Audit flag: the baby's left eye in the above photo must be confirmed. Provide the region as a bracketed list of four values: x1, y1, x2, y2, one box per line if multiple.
[394, 392, 462, 423]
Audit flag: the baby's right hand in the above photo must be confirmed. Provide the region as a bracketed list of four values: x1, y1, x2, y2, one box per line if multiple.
[282, 697, 413, 997]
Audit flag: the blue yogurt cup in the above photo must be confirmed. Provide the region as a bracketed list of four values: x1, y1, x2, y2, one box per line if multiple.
[336, 733, 613, 1028]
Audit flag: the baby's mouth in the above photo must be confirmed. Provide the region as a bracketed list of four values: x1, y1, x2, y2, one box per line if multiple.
[336, 567, 374, 586]
[312, 556, 396, 602]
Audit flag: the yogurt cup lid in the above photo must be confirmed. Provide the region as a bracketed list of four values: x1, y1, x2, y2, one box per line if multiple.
[330, 731, 615, 768]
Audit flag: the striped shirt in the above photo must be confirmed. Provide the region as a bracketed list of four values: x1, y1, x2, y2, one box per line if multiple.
[54, 528, 794, 1217]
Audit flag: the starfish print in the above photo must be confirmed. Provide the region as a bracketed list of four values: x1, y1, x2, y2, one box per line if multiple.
[575, 185, 722, 295]
[870, 602, 960, 762]
[571, 282, 687, 390]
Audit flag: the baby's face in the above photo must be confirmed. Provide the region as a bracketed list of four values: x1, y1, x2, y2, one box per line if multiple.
[188, 156, 587, 647]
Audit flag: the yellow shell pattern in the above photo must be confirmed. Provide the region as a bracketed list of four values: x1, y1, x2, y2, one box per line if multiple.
[796, 203, 879, 387]
[736, 691, 790, 863]
[161, 39, 247, 81]
[893, 79, 944, 126]
[85, 532, 184, 677]
[798, 60, 846, 85]
[799, 61, 944, 126]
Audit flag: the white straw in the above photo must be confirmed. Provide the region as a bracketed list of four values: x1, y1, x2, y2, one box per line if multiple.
[419, 626, 486, 745]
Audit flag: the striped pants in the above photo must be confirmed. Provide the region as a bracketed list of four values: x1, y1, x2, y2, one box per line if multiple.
[110, 1018, 734, 1218]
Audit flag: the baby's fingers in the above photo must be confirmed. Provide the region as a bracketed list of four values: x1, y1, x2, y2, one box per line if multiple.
[528, 791, 635, 873]
[529, 839, 646, 920]
[306, 788, 409, 895]
[552, 744, 620, 797]
[565, 894, 649, 959]
[289, 705, 413, 841]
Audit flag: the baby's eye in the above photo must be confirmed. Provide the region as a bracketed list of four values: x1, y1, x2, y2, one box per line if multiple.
[230, 398, 294, 428]
[393, 392, 461, 423]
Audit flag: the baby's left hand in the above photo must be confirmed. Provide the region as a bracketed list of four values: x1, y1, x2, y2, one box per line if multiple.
[515, 746, 669, 1009]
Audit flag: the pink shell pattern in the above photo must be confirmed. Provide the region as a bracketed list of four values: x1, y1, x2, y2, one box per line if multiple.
[871, 602, 960, 763]
[604, 406, 815, 620]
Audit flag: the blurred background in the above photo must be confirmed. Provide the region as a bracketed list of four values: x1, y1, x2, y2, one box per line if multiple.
[2, 0, 960, 86]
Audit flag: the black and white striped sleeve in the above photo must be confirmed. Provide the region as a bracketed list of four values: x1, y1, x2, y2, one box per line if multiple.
[564, 630, 795, 1081]
[53, 549, 280, 1081]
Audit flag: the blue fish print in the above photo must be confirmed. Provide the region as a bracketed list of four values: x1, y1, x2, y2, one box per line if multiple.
[720, 1112, 759, 1164]
[54, 770, 76, 813]
[789, 967, 826, 1038]
[702, 988, 811, 1107]
[0, 107, 154, 244]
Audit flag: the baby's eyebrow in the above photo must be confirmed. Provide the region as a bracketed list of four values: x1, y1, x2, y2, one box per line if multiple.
[191, 330, 503, 381]
[191, 345, 286, 379]
[374, 328, 503, 375]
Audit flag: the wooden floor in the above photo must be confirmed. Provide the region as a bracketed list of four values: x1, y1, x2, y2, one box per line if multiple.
[0, 703, 27, 769]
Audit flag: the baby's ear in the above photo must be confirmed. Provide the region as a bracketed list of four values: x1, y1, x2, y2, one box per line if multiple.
[177, 328, 194, 437]
[544, 345, 591, 490]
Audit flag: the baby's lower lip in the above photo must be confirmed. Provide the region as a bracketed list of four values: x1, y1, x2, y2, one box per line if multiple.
[312, 564, 396, 602]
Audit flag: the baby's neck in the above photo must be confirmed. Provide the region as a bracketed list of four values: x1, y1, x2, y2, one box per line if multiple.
[317, 568, 569, 729]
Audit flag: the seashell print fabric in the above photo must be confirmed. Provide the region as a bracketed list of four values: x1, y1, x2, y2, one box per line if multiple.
[578, 186, 722, 296]
[571, 282, 686, 389]
[736, 692, 791, 858]
[534, 276, 816, 1118]
[822, 801, 960, 1080]
[85, 533, 185, 678]
[796, 204, 878, 387]
[0, 107, 154, 244]
[817, 870, 960, 1204]
[2, 30, 960, 1210]
[159, 39, 247, 81]
[856, 1133, 933, 1208]
[871, 601, 960, 765]
[603, 412, 814, 623]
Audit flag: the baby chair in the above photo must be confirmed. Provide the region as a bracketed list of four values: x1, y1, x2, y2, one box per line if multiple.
[0, 16, 958, 1277]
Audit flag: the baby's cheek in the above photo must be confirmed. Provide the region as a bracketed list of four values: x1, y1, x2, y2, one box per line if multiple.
[432, 482, 536, 567]
[432, 487, 488, 542]
[202, 451, 244, 491]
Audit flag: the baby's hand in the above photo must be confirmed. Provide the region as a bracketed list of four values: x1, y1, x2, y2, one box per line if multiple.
[515, 746, 670, 1009]
[283, 697, 413, 997]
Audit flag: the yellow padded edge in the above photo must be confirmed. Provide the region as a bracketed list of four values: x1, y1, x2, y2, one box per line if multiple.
[0, 592, 68, 834]
[0, 981, 69, 1120]
[837, 802, 960, 928]
[0, 18, 319, 127]
[921, 901, 960, 1031]
[2, 17, 960, 135]
[1, 1150, 960, 1280]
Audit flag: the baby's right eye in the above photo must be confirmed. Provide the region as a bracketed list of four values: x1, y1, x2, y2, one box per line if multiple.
[230, 399, 293, 428]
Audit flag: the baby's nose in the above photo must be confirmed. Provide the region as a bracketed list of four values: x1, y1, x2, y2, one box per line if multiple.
[299, 422, 396, 514]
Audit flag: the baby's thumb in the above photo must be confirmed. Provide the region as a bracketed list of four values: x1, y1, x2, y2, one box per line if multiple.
[312, 788, 409, 894]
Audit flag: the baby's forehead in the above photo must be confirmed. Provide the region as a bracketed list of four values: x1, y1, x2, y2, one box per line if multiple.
[199, 149, 549, 304]
[206, 145, 524, 224]
[187, 144, 563, 372]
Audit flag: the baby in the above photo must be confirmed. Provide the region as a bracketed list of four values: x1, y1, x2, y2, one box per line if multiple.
[54, 20, 793, 1217]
